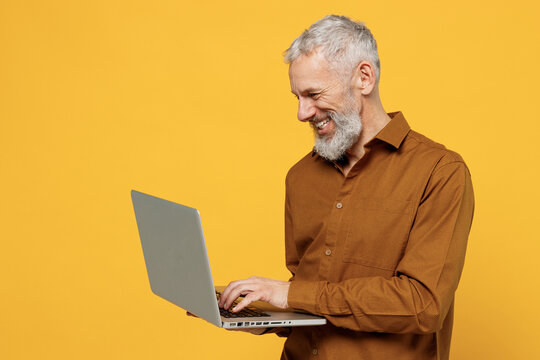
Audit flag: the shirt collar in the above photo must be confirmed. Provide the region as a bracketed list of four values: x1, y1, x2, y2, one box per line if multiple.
[372, 111, 411, 149]
[311, 111, 411, 157]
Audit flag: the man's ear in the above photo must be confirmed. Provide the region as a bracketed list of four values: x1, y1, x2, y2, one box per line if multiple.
[351, 61, 377, 96]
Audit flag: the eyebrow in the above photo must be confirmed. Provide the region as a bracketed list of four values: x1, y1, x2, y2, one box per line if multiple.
[291, 88, 321, 97]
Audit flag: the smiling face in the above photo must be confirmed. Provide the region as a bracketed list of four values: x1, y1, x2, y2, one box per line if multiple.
[289, 49, 362, 160]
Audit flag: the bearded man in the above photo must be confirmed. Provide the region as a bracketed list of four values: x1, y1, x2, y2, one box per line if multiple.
[217, 15, 475, 360]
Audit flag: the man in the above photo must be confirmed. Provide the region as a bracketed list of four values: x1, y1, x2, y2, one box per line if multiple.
[217, 15, 474, 359]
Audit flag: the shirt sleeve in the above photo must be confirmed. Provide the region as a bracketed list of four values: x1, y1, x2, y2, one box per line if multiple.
[287, 161, 475, 333]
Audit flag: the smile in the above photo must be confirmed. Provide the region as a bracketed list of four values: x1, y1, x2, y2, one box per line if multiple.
[315, 119, 330, 129]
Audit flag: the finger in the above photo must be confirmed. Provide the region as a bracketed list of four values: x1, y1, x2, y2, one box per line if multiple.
[219, 278, 252, 307]
[219, 281, 239, 308]
[224, 283, 259, 310]
[221, 279, 260, 308]
[233, 292, 263, 313]
[219, 282, 236, 307]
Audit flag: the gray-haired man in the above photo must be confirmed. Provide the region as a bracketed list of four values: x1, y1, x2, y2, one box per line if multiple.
[218, 15, 474, 360]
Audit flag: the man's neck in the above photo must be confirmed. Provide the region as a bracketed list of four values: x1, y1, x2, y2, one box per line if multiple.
[342, 101, 391, 176]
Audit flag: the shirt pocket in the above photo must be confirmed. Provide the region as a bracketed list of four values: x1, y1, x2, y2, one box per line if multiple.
[343, 197, 414, 271]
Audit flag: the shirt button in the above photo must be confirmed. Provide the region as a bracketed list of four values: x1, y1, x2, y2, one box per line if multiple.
[336, 202, 343, 209]
[325, 249, 332, 256]
[312, 349, 318, 355]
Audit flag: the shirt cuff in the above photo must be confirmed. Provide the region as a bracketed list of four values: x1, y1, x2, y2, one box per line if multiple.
[287, 280, 322, 314]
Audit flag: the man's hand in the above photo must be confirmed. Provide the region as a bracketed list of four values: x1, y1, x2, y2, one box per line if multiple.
[218, 276, 291, 313]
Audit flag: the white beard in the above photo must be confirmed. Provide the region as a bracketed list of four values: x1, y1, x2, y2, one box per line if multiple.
[312, 96, 362, 161]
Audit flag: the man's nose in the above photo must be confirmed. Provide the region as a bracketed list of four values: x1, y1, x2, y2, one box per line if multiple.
[297, 98, 316, 122]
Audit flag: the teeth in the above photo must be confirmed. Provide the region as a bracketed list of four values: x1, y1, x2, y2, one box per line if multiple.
[316, 119, 330, 129]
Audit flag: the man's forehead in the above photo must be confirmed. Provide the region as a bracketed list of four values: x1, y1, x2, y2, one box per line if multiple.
[289, 50, 336, 92]
[289, 49, 330, 74]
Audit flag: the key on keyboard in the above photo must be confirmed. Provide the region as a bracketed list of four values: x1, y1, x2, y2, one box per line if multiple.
[216, 291, 270, 318]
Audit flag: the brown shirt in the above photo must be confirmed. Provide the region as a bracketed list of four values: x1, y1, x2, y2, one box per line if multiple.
[280, 112, 474, 360]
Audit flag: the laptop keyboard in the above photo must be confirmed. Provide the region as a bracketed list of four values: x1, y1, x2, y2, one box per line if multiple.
[219, 307, 270, 318]
[216, 291, 270, 318]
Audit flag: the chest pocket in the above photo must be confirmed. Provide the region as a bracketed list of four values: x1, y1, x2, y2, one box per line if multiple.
[343, 197, 414, 271]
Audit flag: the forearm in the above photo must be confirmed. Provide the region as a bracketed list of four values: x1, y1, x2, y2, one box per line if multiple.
[288, 275, 448, 334]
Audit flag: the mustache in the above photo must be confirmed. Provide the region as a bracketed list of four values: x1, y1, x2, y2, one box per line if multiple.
[314, 111, 339, 122]
[310, 111, 338, 131]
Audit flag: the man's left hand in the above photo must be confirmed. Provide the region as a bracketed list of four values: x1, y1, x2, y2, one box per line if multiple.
[218, 276, 291, 313]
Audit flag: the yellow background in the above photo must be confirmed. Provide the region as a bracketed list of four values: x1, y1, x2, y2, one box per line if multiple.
[1, 0, 539, 359]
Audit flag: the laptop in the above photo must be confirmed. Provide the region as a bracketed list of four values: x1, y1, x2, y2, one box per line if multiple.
[131, 190, 326, 329]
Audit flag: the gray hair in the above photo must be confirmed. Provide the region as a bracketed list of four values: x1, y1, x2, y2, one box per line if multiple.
[283, 15, 380, 83]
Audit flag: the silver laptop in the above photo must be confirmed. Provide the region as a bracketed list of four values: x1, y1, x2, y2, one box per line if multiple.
[131, 190, 326, 329]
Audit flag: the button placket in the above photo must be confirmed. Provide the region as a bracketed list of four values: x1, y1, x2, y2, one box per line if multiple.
[320, 178, 352, 280]
[319, 201, 342, 279]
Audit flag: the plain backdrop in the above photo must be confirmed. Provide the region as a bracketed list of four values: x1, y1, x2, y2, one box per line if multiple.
[1, 0, 539, 359]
